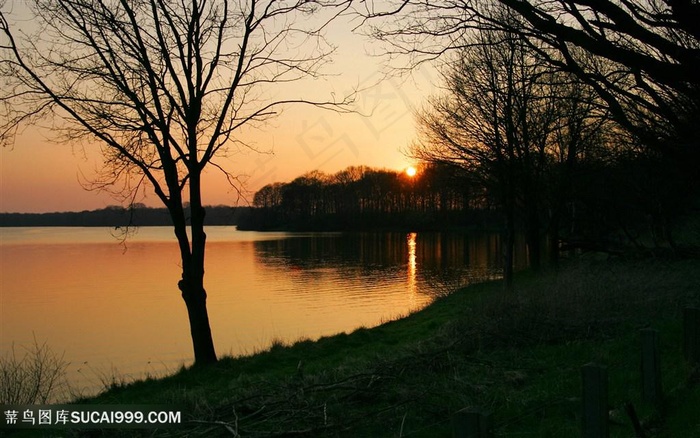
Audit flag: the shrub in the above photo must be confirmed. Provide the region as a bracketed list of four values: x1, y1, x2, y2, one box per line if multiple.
[0, 338, 68, 404]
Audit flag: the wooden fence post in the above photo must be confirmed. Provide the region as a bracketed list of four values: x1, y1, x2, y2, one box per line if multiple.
[684, 308, 700, 365]
[640, 328, 663, 407]
[452, 407, 492, 438]
[582, 363, 609, 438]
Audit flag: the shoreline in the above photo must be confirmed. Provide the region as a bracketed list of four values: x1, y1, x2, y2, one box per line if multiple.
[67, 255, 700, 437]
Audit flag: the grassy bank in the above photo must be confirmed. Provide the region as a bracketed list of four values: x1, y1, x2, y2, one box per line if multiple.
[68, 255, 700, 437]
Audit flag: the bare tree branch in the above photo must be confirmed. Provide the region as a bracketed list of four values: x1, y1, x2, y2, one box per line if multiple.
[358, 0, 700, 165]
[0, 0, 353, 365]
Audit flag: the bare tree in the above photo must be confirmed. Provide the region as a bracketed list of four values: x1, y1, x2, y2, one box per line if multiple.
[494, 0, 699, 142]
[411, 19, 540, 287]
[359, 0, 700, 172]
[412, 10, 606, 285]
[1, 0, 352, 365]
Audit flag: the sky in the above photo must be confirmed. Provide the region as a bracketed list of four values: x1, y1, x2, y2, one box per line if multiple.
[0, 5, 437, 213]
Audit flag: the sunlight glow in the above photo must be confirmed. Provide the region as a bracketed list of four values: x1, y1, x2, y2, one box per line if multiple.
[405, 166, 417, 177]
[407, 232, 417, 302]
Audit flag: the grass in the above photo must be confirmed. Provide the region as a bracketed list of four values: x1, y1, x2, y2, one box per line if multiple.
[25, 255, 700, 437]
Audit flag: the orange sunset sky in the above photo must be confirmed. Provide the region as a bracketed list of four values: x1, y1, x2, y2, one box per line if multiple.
[0, 7, 436, 214]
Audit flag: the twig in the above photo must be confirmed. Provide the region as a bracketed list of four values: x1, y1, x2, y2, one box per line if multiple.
[624, 402, 647, 438]
[187, 419, 239, 436]
[399, 411, 408, 437]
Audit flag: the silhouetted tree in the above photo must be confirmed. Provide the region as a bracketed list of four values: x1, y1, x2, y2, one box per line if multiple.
[542, 78, 613, 265]
[493, 0, 700, 168]
[253, 183, 284, 209]
[281, 171, 329, 219]
[412, 19, 530, 285]
[360, 0, 700, 189]
[244, 164, 484, 231]
[359, 0, 700, 259]
[1, 0, 351, 365]
[411, 7, 612, 283]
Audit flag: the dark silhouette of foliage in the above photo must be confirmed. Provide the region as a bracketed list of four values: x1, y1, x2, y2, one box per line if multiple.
[241, 164, 497, 231]
[357, 0, 700, 271]
[409, 8, 614, 284]
[360, 0, 700, 173]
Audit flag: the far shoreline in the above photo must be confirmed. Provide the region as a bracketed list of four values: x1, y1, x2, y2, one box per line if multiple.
[1, 205, 501, 233]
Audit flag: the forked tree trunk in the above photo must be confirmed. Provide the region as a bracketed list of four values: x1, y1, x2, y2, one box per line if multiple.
[183, 174, 218, 365]
[170, 178, 218, 366]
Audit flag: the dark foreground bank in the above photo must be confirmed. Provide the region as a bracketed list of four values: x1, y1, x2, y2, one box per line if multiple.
[13, 256, 700, 437]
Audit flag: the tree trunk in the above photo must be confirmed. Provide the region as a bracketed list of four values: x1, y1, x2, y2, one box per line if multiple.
[525, 209, 541, 272]
[548, 215, 561, 270]
[503, 190, 516, 291]
[183, 172, 218, 366]
[168, 171, 218, 366]
[179, 278, 217, 366]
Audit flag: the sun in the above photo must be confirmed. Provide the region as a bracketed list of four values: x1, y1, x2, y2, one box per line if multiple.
[405, 166, 417, 177]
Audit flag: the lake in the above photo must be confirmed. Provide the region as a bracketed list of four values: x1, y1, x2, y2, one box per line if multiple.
[0, 226, 519, 397]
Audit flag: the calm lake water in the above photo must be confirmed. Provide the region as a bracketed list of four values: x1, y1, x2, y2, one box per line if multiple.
[0, 226, 518, 396]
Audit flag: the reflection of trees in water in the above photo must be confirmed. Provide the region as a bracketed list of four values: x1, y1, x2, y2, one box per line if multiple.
[253, 232, 528, 295]
[254, 232, 408, 269]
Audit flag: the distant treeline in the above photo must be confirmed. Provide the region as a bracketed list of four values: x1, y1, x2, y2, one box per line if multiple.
[236, 164, 500, 231]
[237, 157, 699, 252]
[0, 204, 252, 227]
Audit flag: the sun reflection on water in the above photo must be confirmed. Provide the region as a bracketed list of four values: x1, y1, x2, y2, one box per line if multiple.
[407, 232, 417, 303]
